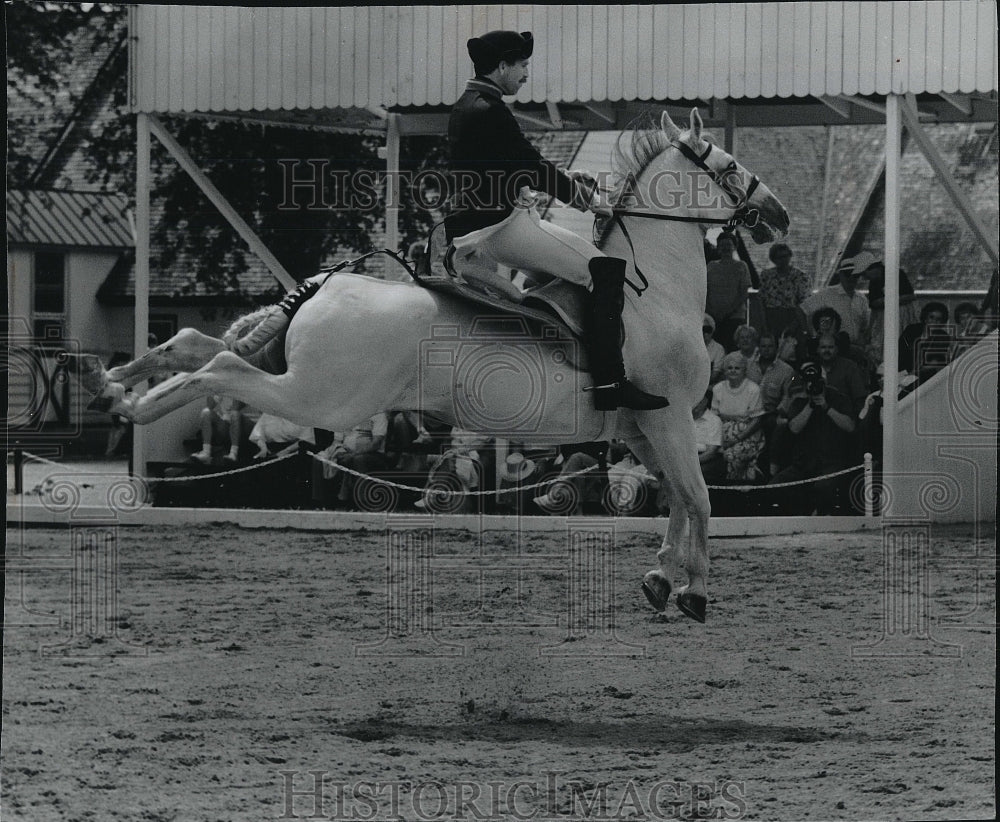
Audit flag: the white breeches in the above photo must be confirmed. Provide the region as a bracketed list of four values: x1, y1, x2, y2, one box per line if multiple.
[453, 205, 606, 289]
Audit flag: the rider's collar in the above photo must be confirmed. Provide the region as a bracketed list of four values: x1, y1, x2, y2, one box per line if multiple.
[467, 77, 505, 99]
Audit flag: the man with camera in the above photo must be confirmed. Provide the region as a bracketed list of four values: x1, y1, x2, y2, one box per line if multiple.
[769, 360, 857, 514]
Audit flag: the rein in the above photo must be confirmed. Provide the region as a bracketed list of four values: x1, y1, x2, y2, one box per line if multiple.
[608, 141, 762, 296]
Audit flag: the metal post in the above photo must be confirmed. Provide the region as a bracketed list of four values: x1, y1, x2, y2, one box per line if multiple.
[882, 95, 902, 516]
[132, 113, 151, 481]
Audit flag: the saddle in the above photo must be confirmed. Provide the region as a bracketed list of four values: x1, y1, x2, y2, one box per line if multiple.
[416, 221, 589, 341]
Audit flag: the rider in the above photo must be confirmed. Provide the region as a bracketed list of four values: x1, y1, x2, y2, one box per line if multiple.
[446, 30, 668, 412]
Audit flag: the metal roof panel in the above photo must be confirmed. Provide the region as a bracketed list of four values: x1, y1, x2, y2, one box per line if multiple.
[7, 190, 133, 248]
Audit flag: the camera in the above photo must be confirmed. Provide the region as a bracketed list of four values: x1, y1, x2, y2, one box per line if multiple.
[798, 361, 826, 399]
[417, 317, 582, 441]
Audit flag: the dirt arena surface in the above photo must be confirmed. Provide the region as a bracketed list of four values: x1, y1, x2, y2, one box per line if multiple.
[3, 522, 995, 822]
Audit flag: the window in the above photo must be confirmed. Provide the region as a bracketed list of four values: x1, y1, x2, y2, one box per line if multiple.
[148, 315, 178, 347]
[33, 251, 66, 314]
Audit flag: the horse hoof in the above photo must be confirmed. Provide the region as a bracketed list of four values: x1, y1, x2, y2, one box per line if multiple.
[676, 592, 707, 624]
[72, 354, 109, 395]
[641, 572, 671, 612]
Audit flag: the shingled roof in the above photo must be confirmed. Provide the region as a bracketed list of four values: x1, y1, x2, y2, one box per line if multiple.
[7, 189, 133, 249]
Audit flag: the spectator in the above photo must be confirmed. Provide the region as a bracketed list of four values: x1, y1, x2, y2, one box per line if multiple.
[416, 428, 492, 513]
[899, 302, 953, 381]
[606, 441, 659, 516]
[800, 306, 852, 362]
[859, 364, 920, 462]
[861, 260, 917, 366]
[756, 333, 797, 477]
[816, 332, 869, 420]
[759, 243, 810, 335]
[248, 414, 316, 459]
[712, 352, 765, 481]
[951, 300, 993, 361]
[190, 394, 249, 465]
[534, 441, 609, 515]
[692, 388, 726, 484]
[800, 252, 872, 357]
[705, 232, 751, 350]
[770, 362, 858, 514]
[733, 324, 762, 383]
[702, 314, 726, 384]
[315, 413, 390, 508]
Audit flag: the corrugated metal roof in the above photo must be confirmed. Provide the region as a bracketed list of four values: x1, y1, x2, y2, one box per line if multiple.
[7, 189, 134, 248]
[132, 3, 999, 114]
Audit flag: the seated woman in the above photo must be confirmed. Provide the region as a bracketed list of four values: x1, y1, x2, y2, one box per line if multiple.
[711, 353, 766, 482]
[732, 324, 762, 384]
[190, 394, 251, 465]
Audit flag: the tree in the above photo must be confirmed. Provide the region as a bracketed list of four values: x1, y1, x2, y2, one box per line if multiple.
[8, 2, 449, 300]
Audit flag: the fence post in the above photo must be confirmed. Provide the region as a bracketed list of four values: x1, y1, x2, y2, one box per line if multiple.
[863, 452, 874, 518]
[14, 447, 24, 495]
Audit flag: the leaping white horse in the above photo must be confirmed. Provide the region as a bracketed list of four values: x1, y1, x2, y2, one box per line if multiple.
[77, 110, 788, 623]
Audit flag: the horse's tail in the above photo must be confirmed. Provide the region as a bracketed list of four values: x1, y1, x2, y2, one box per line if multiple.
[224, 278, 324, 359]
[224, 305, 289, 358]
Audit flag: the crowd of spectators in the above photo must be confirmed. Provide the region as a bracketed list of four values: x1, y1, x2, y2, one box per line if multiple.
[167, 239, 996, 517]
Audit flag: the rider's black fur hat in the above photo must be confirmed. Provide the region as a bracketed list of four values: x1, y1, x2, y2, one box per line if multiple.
[468, 30, 534, 70]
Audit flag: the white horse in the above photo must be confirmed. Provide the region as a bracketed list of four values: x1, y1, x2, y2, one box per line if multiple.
[78, 109, 788, 623]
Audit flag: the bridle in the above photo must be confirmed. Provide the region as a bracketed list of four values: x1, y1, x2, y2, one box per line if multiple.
[606, 140, 763, 295]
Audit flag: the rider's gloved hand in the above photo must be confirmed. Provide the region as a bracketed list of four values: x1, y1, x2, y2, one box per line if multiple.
[587, 189, 614, 217]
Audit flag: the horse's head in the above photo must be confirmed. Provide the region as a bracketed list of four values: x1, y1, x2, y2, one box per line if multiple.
[659, 109, 790, 244]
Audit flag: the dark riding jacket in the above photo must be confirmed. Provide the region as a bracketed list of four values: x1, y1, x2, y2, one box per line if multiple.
[446, 77, 578, 241]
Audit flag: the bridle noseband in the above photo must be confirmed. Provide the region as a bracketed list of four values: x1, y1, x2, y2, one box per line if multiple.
[608, 140, 763, 295]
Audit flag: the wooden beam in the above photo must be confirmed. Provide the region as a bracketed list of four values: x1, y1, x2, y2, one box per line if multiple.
[147, 115, 296, 291]
[841, 95, 885, 115]
[939, 92, 972, 116]
[818, 95, 851, 119]
[882, 94, 902, 509]
[133, 112, 151, 480]
[581, 102, 616, 124]
[813, 126, 835, 284]
[384, 113, 402, 270]
[546, 101, 564, 129]
[509, 106, 555, 130]
[901, 93, 999, 266]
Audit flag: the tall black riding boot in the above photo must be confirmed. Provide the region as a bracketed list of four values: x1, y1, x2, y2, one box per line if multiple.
[585, 258, 670, 411]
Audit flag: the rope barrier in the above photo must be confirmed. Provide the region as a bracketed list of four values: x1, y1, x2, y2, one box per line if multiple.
[16, 449, 867, 496]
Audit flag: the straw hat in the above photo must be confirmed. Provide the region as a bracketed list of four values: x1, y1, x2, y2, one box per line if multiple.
[500, 452, 536, 482]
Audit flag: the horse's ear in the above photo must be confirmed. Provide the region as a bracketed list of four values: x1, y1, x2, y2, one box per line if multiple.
[660, 110, 681, 139]
[689, 108, 704, 141]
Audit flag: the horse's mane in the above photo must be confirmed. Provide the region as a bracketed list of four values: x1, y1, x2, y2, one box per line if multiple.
[595, 112, 673, 247]
[594, 112, 716, 248]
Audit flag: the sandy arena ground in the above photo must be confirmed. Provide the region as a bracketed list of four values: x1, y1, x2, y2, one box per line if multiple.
[2, 521, 995, 822]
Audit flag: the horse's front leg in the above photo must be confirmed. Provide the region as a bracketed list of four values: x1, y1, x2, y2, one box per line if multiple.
[626, 433, 685, 612]
[636, 410, 711, 623]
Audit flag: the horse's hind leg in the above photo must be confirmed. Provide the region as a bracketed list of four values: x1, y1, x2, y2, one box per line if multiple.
[107, 328, 227, 388]
[76, 328, 228, 405]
